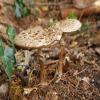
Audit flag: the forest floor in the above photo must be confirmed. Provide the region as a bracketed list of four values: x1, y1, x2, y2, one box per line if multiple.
[0, 1, 100, 100]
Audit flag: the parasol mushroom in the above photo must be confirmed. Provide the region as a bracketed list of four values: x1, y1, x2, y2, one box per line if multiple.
[14, 25, 62, 85]
[14, 25, 62, 49]
[14, 19, 81, 84]
[55, 18, 82, 33]
[54, 18, 82, 77]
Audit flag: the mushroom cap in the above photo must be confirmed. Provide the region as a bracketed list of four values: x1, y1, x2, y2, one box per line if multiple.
[14, 26, 62, 49]
[55, 19, 82, 33]
[44, 28, 62, 45]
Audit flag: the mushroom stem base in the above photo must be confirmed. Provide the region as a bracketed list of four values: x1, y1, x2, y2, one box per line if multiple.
[39, 60, 48, 86]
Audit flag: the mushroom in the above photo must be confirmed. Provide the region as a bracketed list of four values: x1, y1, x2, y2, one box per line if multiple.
[14, 25, 62, 85]
[54, 18, 82, 77]
[14, 25, 45, 48]
[14, 19, 81, 85]
[14, 25, 62, 49]
[55, 18, 82, 33]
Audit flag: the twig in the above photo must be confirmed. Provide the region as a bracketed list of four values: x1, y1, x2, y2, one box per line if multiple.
[74, 67, 88, 76]
[45, 60, 59, 66]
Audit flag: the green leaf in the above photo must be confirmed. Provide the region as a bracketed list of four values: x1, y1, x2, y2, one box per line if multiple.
[80, 23, 90, 32]
[22, 7, 30, 17]
[1, 56, 13, 79]
[14, 2, 22, 18]
[14, 0, 30, 18]
[0, 40, 15, 79]
[0, 39, 4, 57]
[2, 47, 15, 79]
[7, 25, 16, 42]
[4, 47, 16, 64]
[4, 47, 14, 58]
[16, 0, 23, 4]
[67, 11, 77, 19]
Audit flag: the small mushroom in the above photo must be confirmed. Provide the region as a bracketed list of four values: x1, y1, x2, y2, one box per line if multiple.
[55, 18, 82, 33]
[55, 18, 82, 76]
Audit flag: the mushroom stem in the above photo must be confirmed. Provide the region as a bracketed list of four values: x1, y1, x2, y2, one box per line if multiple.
[39, 59, 48, 86]
[57, 41, 65, 76]
[37, 49, 48, 86]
